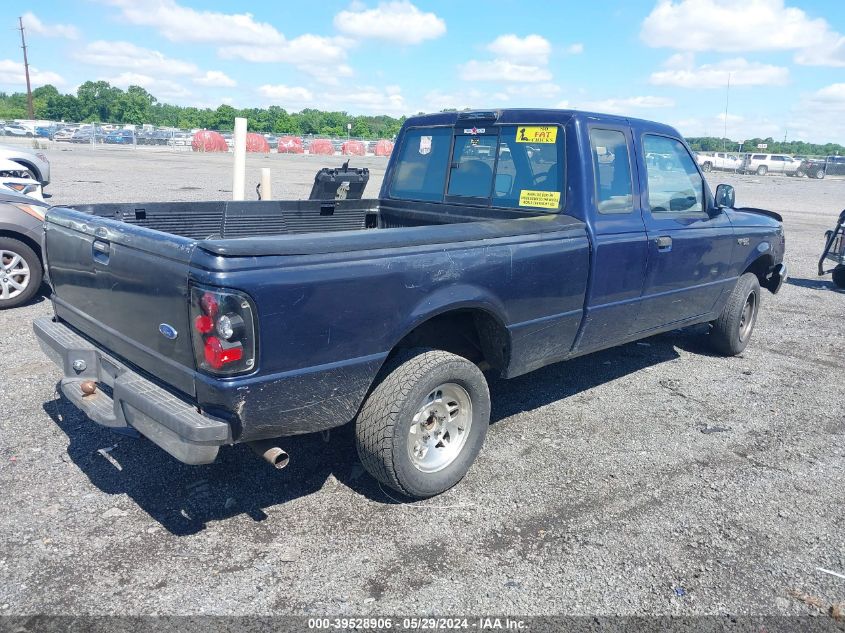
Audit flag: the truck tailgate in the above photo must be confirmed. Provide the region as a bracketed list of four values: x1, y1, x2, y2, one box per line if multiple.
[44, 207, 198, 396]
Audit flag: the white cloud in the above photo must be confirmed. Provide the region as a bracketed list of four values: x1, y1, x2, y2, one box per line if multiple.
[193, 71, 236, 88]
[0, 59, 65, 87]
[786, 83, 845, 143]
[101, 0, 357, 78]
[300, 64, 355, 86]
[487, 35, 551, 64]
[566, 43, 584, 55]
[100, 0, 283, 45]
[334, 1, 445, 44]
[75, 41, 198, 76]
[641, 0, 845, 67]
[649, 56, 789, 88]
[258, 83, 408, 115]
[258, 84, 315, 105]
[21, 11, 79, 39]
[105, 72, 192, 102]
[459, 59, 552, 83]
[219, 34, 351, 65]
[568, 95, 675, 114]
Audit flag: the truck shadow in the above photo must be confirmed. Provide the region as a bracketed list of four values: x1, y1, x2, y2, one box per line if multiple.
[786, 277, 844, 292]
[42, 329, 696, 536]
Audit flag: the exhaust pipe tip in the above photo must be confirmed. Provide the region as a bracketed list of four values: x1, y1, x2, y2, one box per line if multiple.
[247, 440, 289, 470]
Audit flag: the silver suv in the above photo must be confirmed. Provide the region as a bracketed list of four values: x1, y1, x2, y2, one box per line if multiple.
[740, 153, 803, 176]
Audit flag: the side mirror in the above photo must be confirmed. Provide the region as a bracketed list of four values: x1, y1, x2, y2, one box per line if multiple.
[714, 183, 735, 209]
[494, 173, 514, 196]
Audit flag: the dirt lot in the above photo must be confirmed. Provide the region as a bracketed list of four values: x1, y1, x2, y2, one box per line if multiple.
[1, 145, 843, 617]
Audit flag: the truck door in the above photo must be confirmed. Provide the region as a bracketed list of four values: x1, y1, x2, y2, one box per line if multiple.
[632, 132, 735, 331]
[574, 126, 649, 351]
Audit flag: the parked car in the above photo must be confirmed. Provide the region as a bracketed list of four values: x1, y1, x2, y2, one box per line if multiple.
[53, 128, 75, 142]
[739, 153, 803, 176]
[34, 108, 787, 498]
[0, 158, 45, 202]
[0, 145, 50, 186]
[4, 124, 31, 137]
[34, 126, 55, 139]
[104, 130, 134, 145]
[800, 156, 845, 180]
[0, 190, 49, 308]
[696, 152, 740, 172]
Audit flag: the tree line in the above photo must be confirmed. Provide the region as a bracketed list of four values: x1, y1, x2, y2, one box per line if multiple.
[686, 137, 845, 157]
[0, 81, 405, 139]
[1, 82, 843, 153]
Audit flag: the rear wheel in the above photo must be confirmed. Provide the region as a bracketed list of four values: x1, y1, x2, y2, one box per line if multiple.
[815, 168, 826, 180]
[832, 265, 845, 289]
[702, 162, 713, 172]
[0, 237, 42, 309]
[355, 348, 490, 498]
[709, 273, 761, 356]
[756, 165, 768, 176]
[796, 169, 805, 178]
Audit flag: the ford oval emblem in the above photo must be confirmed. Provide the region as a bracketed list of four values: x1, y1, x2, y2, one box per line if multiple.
[159, 323, 178, 340]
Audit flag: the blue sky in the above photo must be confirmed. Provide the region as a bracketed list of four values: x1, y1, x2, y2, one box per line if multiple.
[1, 0, 843, 143]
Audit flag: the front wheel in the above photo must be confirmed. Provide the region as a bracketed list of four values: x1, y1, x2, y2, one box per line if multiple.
[702, 162, 713, 172]
[815, 168, 825, 180]
[709, 273, 761, 356]
[832, 265, 845, 289]
[0, 237, 43, 309]
[355, 348, 490, 498]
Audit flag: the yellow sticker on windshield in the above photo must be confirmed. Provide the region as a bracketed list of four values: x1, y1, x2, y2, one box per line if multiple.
[516, 126, 557, 144]
[519, 190, 560, 209]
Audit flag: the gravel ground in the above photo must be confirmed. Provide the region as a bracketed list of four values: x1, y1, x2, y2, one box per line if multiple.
[1, 145, 843, 617]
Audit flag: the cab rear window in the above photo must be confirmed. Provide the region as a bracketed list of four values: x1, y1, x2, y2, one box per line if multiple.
[390, 124, 565, 212]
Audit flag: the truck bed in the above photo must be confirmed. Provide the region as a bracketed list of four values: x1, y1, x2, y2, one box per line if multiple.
[71, 198, 542, 241]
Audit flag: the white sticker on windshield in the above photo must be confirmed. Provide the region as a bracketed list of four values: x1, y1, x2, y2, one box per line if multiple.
[419, 135, 432, 155]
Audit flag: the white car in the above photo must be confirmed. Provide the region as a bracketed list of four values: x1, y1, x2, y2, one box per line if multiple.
[696, 152, 740, 172]
[0, 145, 51, 187]
[4, 124, 32, 137]
[0, 158, 44, 201]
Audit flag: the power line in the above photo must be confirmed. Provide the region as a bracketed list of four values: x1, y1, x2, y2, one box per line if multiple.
[18, 16, 33, 119]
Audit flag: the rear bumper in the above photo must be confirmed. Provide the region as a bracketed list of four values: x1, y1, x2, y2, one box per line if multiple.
[34, 317, 230, 465]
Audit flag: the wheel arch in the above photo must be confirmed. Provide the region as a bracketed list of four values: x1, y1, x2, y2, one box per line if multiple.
[743, 252, 776, 293]
[0, 229, 43, 265]
[9, 159, 42, 182]
[388, 302, 512, 375]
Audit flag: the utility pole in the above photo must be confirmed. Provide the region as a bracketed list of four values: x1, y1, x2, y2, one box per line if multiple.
[723, 72, 731, 152]
[18, 16, 34, 120]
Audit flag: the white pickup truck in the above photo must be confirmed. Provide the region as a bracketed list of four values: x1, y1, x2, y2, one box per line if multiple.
[696, 152, 740, 173]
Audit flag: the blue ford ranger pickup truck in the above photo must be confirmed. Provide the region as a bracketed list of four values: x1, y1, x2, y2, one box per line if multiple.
[35, 109, 787, 498]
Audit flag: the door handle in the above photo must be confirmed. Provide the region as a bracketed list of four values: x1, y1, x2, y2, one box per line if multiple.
[655, 236, 672, 250]
[92, 239, 110, 264]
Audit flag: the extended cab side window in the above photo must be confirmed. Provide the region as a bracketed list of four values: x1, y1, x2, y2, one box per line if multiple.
[491, 125, 564, 211]
[389, 127, 452, 202]
[642, 135, 704, 214]
[589, 128, 633, 214]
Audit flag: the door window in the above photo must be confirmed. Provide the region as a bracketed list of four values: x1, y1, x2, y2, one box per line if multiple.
[590, 129, 633, 214]
[642, 135, 704, 214]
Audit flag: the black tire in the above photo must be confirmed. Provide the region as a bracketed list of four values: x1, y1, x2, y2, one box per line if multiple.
[796, 169, 805, 178]
[355, 348, 490, 498]
[815, 168, 825, 180]
[832, 265, 845, 290]
[709, 273, 761, 356]
[0, 237, 43, 309]
[702, 162, 712, 172]
[756, 165, 768, 176]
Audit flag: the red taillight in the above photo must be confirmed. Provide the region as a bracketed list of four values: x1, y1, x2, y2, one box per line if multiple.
[200, 292, 219, 317]
[194, 314, 214, 334]
[204, 337, 244, 369]
[190, 286, 256, 376]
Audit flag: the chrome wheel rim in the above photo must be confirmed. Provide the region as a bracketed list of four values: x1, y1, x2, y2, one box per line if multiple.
[407, 383, 472, 473]
[738, 292, 756, 342]
[0, 249, 30, 301]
